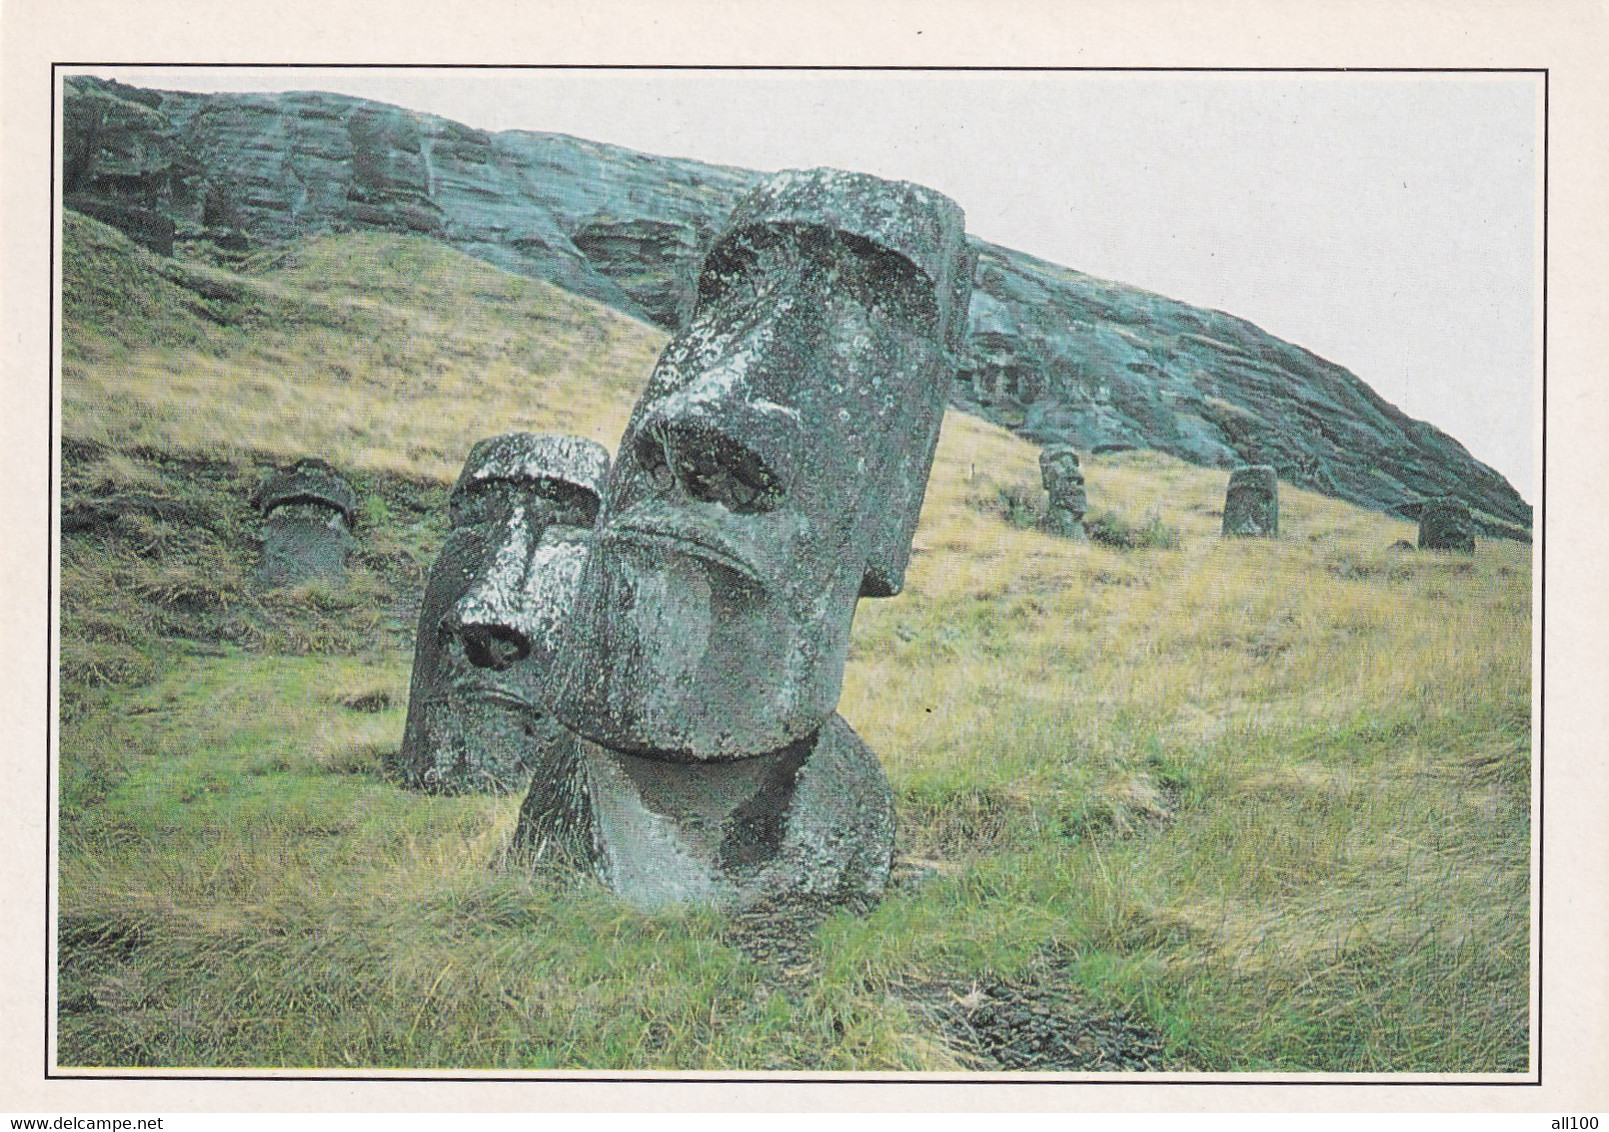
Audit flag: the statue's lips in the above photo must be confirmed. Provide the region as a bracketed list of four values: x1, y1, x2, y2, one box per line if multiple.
[432, 678, 543, 716]
[602, 516, 767, 587]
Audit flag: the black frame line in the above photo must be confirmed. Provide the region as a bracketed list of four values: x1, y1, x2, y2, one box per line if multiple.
[1536, 64, 1548, 1091]
[44, 61, 1549, 1089]
[46, 60, 58, 1092]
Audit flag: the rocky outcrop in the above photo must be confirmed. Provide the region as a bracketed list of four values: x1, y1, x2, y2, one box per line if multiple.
[64, 76, 753, 325]
[957, 245, 1530, 540]
[61, 75, 1532, 537]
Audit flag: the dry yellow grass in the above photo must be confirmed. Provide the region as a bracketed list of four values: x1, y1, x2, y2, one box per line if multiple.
[62, 215, 666, 481]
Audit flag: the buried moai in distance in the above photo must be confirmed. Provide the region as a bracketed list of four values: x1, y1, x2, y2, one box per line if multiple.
[1039, 443, 1088, 540]
[1418, 495, 1476, 554]
[252, 458, 358, 590]
[1221, 464, 1279, 538]
[397, 433, 610, 794]
[518, 167, 976, 911]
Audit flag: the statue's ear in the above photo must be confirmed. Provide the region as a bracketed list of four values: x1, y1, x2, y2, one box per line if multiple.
[859, 399, 946, 598]
[943, 244, 979, 356]
[861, 245, 976, 599]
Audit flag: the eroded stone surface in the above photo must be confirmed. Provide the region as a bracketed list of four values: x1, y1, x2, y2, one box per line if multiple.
[549, 168, 974, 761]
[1039, 443, 1088, 540]
[398, 433, 609, 793]
[1222, 464, 1279, 537]
[1418, 496, 1476, 554]
[513, 714, 895, 911]
[252, 458, 357, 590]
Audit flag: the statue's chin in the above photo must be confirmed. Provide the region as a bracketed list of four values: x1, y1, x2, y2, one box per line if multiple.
[412, 692, 557, 794]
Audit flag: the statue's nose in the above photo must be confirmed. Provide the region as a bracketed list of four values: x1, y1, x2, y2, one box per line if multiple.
[442, 505, 540, 670]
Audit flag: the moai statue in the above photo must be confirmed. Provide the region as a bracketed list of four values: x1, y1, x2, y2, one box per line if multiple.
[397, 433, 610, 793]
[1039, 443, 1088, 540]
[1418, 495, 1476, 553]
[520, 168, 976, 911]
[253, 458, 358, 590]
[1222, 464, 1279, 537]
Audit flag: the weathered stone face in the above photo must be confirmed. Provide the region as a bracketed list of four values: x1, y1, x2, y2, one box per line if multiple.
[1418, 496, 1476, 554]
[514, 713, 895, 911]
[399, 434, 609, 793]
[551, 168, 973, 761]
[1039, 443, 1088, 539]
[1222, 464, 1280, 537]
[252, 458, 358, 590]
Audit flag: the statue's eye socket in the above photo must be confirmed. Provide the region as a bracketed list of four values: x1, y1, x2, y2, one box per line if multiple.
[836, 234, 940, 333]
[696, 227, 806, 315]
[694, 226, 938, 334]
[696, 244, 763, 313]
[634, 422, 781, 514]
[532, 480, 600, 528]
[450, 480, 598, 529]
[448, 490, 490, 529]
[449, 482, 517, 528]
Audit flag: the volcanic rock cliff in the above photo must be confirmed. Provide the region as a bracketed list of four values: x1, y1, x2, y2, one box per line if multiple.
[61, 75, 1532, 537]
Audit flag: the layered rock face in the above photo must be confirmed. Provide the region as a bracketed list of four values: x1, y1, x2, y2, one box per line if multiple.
[62, 76, 1532, 538]
[64, 76, 755, 326]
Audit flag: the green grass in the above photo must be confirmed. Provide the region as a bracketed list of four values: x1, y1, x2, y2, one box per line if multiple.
[56, 213, 1532, 1072]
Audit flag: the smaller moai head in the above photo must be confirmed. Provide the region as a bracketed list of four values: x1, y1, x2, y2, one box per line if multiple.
[253, 458, 358, 589]
[399, 433, 610, 793]
[1039, 444, 1087, 517]
[551, 167, 975, 761]
[1222, 464, 1280, 538]
[1418, 496, 1476, 554]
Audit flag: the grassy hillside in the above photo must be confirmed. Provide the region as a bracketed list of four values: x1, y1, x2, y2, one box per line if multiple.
[56, 213, 1532, 1073]
[62, 212, 663, 479]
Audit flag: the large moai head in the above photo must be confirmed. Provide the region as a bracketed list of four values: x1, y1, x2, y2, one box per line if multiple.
[1418, 495, 1476, 554]
[253, 458, 358, 590]
[399, 433, 610, 793]
[1222, 464, 1280, 538]
[551, 168, 974, 760]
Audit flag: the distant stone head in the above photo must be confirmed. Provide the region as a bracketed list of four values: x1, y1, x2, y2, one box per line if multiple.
[252, 457, 358, 590]
[1418, 495, 1476, 554]
[1039, 443, 1088, 539]
[551, 167, 975, 761]
[399, 433, 609, 793]
[1222, 464, 1280, 538]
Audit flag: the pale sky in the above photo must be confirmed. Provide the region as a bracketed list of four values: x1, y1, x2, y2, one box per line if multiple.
[80, 67, 1541, 502]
